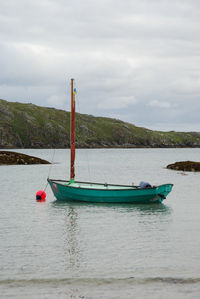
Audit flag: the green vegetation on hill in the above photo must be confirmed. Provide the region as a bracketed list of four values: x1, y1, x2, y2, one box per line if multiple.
[0, 99, 200, 148]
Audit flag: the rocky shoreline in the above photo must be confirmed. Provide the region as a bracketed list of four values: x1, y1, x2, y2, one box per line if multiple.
[0, 151, 50, 165]
[167, 161, 200, 172]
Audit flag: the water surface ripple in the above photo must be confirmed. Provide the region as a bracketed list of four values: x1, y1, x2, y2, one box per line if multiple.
[0, 148, 200, 298]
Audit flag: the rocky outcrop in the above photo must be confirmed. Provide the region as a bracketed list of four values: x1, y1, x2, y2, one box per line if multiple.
[167, 161, 200, 172]
[0, 151, 50, 165]
[0, 99, 200, 148]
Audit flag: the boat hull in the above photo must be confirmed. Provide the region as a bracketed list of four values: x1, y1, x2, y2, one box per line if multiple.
[47, 179, 173, 204]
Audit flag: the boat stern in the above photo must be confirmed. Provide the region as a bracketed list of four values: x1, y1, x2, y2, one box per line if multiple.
[155, 183, 173, 202]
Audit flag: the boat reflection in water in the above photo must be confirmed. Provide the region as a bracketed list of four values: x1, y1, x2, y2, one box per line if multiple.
[51, 200, 172, 297]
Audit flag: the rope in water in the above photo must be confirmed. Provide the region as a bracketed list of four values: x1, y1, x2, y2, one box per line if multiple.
[39, 148, 56, 196]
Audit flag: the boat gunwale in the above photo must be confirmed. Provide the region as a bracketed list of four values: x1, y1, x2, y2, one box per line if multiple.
[48, 178, 172, 191]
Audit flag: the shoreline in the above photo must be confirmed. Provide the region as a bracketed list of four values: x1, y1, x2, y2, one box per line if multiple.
[1, 145, 200, 150]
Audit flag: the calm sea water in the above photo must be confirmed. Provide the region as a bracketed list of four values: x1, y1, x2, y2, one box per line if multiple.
[0, 148, 200, 298]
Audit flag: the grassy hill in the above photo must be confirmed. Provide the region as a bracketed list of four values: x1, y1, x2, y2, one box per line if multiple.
[0, 99, 200, 148]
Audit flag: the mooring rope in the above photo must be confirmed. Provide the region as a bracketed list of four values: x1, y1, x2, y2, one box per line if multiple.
[41, 148, 56, 193]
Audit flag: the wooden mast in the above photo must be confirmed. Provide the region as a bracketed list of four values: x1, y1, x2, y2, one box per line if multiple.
[70, 78, 75, 181]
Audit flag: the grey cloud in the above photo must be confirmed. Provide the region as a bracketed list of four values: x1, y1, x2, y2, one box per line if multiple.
[0, 0, 200, 131]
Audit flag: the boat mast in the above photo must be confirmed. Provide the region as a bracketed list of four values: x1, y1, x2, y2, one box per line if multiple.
[70, 78, 75, 182]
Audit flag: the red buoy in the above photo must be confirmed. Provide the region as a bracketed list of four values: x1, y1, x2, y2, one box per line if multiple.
[36, 190, 46, 202]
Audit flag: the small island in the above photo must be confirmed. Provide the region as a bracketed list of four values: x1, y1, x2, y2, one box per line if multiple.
[0, 151, 50, 165]
[167, 161, 200, 172]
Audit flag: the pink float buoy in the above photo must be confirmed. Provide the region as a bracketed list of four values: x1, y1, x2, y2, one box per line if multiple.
[36, 190, 46, 202]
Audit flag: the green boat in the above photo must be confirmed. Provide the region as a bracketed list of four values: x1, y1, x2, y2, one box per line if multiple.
[48, 79, 173, 203]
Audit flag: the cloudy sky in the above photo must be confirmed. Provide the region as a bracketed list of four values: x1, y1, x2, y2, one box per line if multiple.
[0, 0, 200, 131]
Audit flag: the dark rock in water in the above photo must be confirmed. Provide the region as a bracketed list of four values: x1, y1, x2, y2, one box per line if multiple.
[0, 151, 50, 165]
[167, 161, 200, 172]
